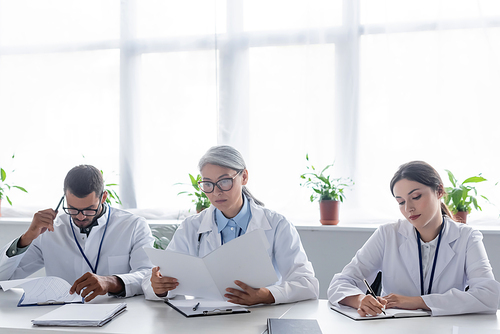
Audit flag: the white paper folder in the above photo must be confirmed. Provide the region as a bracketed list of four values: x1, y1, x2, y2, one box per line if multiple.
[145, 229, 279, 300]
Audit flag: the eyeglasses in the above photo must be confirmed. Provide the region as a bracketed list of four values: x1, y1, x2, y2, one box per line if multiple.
[198, 170, 242, 194]
[63, 198, 102, 217]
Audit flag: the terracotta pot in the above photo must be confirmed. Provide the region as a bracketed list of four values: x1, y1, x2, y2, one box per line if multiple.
[319, 200, 340, 225]
[454, 211, 467, 224]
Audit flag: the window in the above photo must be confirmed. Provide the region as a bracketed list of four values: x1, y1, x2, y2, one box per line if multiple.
[1, 0, 499, 223]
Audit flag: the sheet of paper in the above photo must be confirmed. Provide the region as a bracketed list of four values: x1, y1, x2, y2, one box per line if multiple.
[145, 248, 221, 300]
[145, 229, 278, 300]
[0, 278, 36, 290]
[0, 277, 82, 305]
[203, 229, 278, 297]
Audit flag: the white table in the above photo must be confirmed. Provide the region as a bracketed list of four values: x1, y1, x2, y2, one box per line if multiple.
[281, 300, 500, 334]
[2, 289, 500, 334]
[0, 289, 292, 334]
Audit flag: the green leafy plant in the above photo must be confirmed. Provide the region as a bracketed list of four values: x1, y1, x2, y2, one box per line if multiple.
[0, 155, 28, 205]
[176, 174, 211, 213]
[150, 225, 178, 250]
[300, 154, 353, 202]
[100, 170, 122, 206]
[444, 169, 489, 214]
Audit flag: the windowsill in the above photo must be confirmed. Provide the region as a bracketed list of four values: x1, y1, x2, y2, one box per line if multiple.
[2, 215, 500, 233]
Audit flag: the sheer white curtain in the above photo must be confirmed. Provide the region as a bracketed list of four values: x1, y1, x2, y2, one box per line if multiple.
[1, 0, 499, 224]
[132, 0, 344, 219]
[0, 0, 120, 214]
[356, 0, 500, 222]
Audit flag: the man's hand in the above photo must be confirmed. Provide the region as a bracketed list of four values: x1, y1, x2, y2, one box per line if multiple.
[150, 266, 179, 297]
[19, 209, 58, 248]
[383, 293, 429, 310]
[70, 272, 124, 302]
[224, 280, 275, 306]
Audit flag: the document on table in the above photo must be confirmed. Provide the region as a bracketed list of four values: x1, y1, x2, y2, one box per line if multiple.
[165, 299, 249, 317]
[31, 303, 127, 327]
[145, 229, 278, 300]
[330, 303, 430, 320]
[0, 276, 83, 306]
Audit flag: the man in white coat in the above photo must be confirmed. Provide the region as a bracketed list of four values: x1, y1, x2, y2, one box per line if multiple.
[0, 165, 154, 302]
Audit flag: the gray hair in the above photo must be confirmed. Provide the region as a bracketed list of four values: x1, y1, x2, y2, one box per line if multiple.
[198, 145, 264, 206]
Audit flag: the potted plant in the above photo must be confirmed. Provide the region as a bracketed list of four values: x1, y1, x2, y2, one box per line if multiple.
[0, 155, 28, 217]
[176, 173, 211, 213]
[444, 169, 489, 223]
[300, 154, 353, 225]
[100, 170, 122, 206]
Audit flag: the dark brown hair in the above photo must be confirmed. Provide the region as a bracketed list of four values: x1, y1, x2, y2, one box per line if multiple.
[63, 165, 104, 198]
[390, 161, 454, 219]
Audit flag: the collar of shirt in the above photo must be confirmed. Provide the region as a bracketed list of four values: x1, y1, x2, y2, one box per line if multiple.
[215, 195, 251, 233]
[79, 204, 107, 236]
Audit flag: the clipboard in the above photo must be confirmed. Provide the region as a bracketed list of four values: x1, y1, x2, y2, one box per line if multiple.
[0, 277, 83, 307]
[18, 292, 84, 307]
[165, 299, 250, 317]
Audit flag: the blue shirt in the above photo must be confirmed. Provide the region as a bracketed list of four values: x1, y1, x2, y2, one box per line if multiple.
[215, 195, 252, 244]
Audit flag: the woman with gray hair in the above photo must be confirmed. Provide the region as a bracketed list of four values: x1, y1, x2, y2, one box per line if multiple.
[144, 145, 319, 305]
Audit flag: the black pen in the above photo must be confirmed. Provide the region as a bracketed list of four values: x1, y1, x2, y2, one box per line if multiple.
[55, 196, 64, 212]
[192, 302, 200, 311]
[363, 278, 386, 315]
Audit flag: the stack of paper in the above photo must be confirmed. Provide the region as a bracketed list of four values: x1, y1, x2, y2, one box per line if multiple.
[32, 303, 127, 327]
[0, 277, 83, 306]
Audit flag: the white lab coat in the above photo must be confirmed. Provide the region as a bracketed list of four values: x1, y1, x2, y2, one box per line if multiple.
[327, 217, 500, 316]
[142, 198, 319, 304]
[0, 206, 154, 297]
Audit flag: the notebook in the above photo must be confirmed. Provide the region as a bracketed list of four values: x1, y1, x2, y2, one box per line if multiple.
[267, 318, 323, 334]
[330, 304, 430, 320]
[31, 303, 127, 327]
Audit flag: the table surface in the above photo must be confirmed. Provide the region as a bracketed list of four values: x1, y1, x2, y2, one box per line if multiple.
[2, 290, 500, 334]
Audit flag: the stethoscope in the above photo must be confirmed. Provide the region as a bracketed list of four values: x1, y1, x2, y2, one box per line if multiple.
[416, 217, 444, 295]
[70, 204, 111, 274]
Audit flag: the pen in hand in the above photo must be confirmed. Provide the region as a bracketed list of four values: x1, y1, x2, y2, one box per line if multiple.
[363, 278, 386, 315]
[54, 196, 64, 212]
[192, 302, 200, 311]
[52, 196, 65, 228]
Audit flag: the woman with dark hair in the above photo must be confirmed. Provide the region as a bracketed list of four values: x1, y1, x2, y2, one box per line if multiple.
[143, 145, 319, 305]
[328, 161, 500, 316]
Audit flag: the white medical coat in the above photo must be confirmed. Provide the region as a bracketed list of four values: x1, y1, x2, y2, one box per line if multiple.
[327, 217, 500, 316]
[142, 198, 319, 304]
[0, 207, 154, 297]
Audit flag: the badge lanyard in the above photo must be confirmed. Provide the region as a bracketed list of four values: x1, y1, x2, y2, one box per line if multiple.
[416, 218, 444, 295]
[70, 205, 111, 274]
